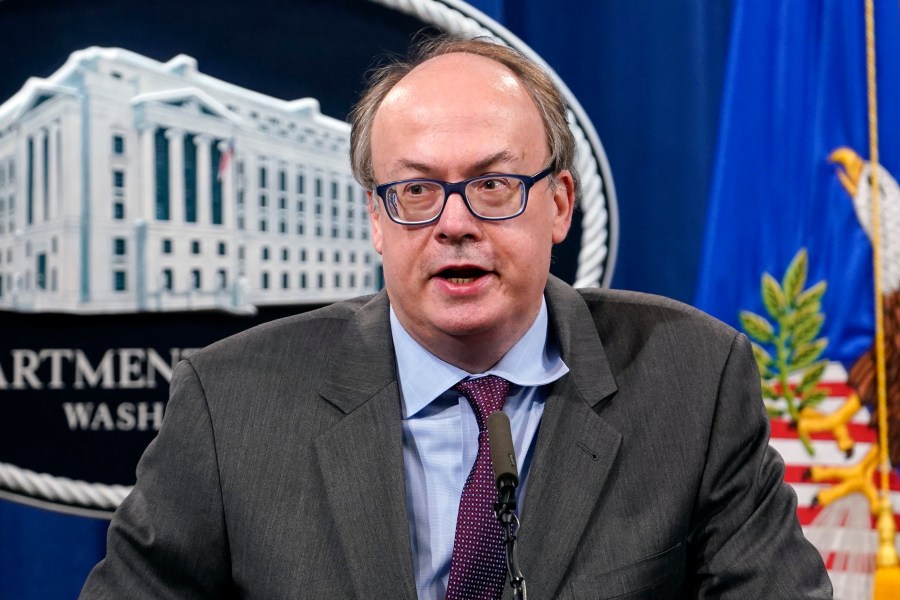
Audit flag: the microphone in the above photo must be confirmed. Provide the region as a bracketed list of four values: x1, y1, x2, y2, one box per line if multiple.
[487, 411, 527, 600]
[487, 411, 519, 499]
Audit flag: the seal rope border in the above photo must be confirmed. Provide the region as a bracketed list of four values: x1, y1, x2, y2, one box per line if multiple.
[0, 0, 619, 515]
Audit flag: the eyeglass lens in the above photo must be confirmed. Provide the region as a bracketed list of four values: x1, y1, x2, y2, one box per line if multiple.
[386, 176, 525, 223]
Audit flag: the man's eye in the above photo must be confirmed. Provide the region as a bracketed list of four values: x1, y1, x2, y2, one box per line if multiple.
[402, 182, 435, 197]
[478, 177, 509, 191]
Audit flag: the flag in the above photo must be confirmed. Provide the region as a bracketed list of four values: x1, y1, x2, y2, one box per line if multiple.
[695, 2, 900, 597]
[217, 137, 235, 181]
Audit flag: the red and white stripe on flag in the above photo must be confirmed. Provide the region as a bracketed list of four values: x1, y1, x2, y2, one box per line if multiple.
[769, 362, 900, 599]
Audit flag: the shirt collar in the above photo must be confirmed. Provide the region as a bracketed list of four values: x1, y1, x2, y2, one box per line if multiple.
[390, 298, 569, 418]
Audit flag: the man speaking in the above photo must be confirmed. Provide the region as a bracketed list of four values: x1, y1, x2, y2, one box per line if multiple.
[80, 36, 831, 599]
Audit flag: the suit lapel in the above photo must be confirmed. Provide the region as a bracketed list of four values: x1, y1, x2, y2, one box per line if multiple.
[313, 293, 417, 600]
[512, 277, 621, 599]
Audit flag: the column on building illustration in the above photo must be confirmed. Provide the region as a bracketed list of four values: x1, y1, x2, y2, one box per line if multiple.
[26, 135, 34, 226]
[166, 128, 185, 224]
[40, 128, 48, 223]
[47, 122, 59, 223]
[138, 125, 153, 221]
[193, 134, 210, 225]
[34, 130, 44, 224]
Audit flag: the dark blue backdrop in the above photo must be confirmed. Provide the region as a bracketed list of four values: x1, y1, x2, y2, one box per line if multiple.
[0, 1, 733, 597]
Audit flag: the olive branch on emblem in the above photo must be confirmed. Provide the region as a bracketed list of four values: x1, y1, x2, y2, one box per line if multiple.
[739, 249, 830, 454]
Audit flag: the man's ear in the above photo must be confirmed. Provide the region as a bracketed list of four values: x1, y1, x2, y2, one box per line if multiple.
[551, 169, 576, 244]
[368, 191, 384, 254]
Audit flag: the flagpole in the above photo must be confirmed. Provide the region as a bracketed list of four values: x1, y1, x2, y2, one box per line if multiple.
[866, 0, 900, 593]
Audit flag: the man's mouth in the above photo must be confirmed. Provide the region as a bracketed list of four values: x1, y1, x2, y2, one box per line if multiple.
[436, 267, 490, 285]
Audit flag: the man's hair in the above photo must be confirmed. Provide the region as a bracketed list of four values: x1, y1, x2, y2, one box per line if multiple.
[349, 34, 578, 199]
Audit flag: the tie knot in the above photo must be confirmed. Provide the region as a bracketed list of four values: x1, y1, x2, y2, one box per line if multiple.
[453, 375, 511, 430]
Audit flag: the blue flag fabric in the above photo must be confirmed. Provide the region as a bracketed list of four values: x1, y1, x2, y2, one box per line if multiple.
[695, 0, 900, 366]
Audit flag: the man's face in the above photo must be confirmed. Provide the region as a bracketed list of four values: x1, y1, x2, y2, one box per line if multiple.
[368, 52, 574, 367]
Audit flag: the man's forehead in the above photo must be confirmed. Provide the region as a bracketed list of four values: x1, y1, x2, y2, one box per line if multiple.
[387, 149, 521, 178]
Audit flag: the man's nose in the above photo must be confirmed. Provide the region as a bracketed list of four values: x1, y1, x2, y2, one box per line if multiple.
[433, 192, 481, 240]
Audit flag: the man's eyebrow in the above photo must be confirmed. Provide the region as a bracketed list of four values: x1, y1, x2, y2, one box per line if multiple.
[393, 150, 518, 178]
[470, 150, 517, 173]
[394, 159, 432, 174]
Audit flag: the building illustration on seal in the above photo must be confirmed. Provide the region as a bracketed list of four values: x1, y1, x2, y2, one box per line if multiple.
[0, 47, 381, 313]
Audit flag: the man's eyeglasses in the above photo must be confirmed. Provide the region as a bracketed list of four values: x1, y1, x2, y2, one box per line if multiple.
[373, 167, 553, 225]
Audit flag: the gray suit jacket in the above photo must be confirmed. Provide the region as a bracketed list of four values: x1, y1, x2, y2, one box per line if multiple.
[81, 277, 831, 599]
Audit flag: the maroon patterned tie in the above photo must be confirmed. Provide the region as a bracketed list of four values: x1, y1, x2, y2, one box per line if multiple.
[446, 375, 511, 600]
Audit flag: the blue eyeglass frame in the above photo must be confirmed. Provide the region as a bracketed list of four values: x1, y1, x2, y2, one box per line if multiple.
[373, 167, 554, 225]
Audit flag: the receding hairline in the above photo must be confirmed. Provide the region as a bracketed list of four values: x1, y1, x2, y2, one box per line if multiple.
[376, 50, 536, 107]
[370, 51, 548, 162]
[390, 49, 524, 81]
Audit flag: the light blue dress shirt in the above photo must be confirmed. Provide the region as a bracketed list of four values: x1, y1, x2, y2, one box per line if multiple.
[389, 299, 569, 600]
